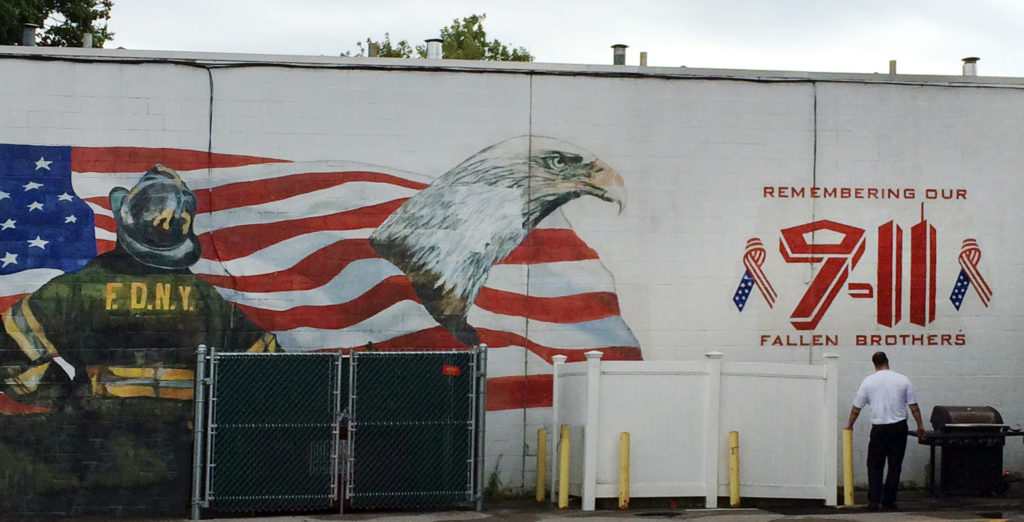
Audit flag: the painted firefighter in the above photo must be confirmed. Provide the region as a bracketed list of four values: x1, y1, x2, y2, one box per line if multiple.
[0, 165, 277, 515]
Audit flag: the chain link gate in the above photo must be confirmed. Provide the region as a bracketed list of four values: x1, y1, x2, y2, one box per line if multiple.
[191, 345, 486, 518]
[346, 348, 484, 509]
[192, 347, 346, 515]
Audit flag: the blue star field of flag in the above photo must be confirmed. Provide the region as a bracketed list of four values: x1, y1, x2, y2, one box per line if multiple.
[733, 270, 754, 311]
[0, 144, 96, 276]
[950, 269, 970, 310]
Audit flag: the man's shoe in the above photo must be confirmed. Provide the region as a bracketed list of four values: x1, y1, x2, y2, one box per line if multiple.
[881, 503, 898, 511]
[866, 503, 880, 511]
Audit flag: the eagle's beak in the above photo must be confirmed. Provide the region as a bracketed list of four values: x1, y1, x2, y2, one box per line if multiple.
[590, 159, 627, 214]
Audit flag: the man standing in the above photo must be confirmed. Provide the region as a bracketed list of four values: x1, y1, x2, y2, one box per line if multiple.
[846, 351, 926, 511]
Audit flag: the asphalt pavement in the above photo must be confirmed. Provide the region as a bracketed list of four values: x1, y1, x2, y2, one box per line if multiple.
[186, 490, 1024, 522]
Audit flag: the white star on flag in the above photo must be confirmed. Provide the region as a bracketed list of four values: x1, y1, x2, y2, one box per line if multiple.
[0, 252, 16, 267]
[0, 144, 97, 283]
[0, 190, 9, 201]
[64, 215, 77, 224]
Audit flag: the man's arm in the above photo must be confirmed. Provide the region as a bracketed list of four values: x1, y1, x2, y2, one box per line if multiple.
[909, 403, 926, 440]
[845, 406, 861, 430]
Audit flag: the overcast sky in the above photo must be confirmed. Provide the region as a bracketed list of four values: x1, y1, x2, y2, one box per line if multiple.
[106, 0, 1024, 77]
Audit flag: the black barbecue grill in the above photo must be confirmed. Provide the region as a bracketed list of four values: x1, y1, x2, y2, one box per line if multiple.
[915, 405, 1024, 495]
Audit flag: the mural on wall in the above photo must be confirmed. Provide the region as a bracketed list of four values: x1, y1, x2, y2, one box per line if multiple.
[0, 151, 279, 513]
[370, 136, 628, 347]
[0, 138, 639, 513]
[1, 164, 278, 407]
[734, 187, 986, 348]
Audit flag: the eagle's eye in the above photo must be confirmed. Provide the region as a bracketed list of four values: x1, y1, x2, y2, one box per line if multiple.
[541, 152, 583, 173]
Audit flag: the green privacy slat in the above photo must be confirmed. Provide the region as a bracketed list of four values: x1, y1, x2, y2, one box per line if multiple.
[207, 353, 344, 513]
[348, 351, 476, 509]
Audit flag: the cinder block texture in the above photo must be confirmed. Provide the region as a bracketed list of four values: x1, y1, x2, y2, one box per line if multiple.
[1, 52, 1023, 514]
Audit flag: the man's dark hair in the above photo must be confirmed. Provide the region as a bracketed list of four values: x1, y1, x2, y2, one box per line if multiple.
[872, 351, 889, 368]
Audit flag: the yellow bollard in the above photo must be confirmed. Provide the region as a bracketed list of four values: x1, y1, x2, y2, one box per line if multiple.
[559, 424, 570, 509]
[618, 432, 630, 509]
[729, 431, 740, 507]
[843, 428, 854, 506]
[537, 429, 547, 503]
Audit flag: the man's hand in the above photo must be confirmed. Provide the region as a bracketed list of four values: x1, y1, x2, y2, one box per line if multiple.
[846, 406, 861, 431]
[909, 403, 926, 441]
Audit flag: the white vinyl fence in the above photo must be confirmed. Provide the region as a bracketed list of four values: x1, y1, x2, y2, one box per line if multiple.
[550, 351, 839, 510]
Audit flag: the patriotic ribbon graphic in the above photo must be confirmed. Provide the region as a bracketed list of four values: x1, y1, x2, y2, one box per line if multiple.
[733, 238, 776, 311]
[950, 238, 991, 310]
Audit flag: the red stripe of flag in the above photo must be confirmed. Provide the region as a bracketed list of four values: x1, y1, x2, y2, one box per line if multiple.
[486, 375, 553, 411]
[197, 200, 406, 261]
[475, 287, 622, 324]
[96, 239, 116, 255]
[201, 171, 427, 212]
[0, 294, 26, 313]
[83, 172, 424, 215]
[195, 239, 380, 292]
[92, 212, 116, 230]
[228, 276, 419, 331]
[368, 326, 463, 349]
[476, 328, 642, 364]
[499, 229, 600, 264]
[0, 393, 51, 414]
[83, 196, 109, 210]
[71, 147, 288, 173]
[300, 327, 465, 352]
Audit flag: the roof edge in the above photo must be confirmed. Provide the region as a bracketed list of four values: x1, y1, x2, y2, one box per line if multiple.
[3, 45, 1023, 87]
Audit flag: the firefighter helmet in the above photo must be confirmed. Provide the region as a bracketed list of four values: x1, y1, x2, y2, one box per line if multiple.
[109, 165, 201, 269]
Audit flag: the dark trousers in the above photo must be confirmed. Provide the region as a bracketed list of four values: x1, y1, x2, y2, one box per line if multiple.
[867, 419, 908, 506]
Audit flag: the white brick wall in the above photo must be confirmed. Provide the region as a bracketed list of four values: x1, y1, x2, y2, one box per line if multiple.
[0, 60, 210, 149]
[3, 52, 1023, 492]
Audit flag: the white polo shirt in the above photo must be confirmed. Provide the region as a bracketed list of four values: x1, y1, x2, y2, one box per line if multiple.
[852, 369, 918, 425]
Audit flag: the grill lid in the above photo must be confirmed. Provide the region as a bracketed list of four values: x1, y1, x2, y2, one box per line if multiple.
[930, 405, 1003, 431]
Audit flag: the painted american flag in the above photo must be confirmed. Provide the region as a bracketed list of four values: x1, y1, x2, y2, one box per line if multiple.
[0, 144, 642, 411]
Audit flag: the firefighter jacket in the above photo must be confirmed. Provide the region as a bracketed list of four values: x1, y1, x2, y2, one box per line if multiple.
[0, 247, 277, 409]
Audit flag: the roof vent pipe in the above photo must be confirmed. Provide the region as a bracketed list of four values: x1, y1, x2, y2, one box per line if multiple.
[962, 57, 979, 76]
[22, 23, 38, 46]
[640, 51, 648, 67]
[889, 60, 897, 74]
[425, 38, 443, 59]
[82, 32, 93, 48]
[611, 44, 627, 65]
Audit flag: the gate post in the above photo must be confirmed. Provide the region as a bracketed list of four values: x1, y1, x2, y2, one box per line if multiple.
[582, 350, 603, 511]
[203, 345, 218, 505]
[475, 344, 488, 511]
[191, 344, 208, 521]
[823, 353, 840, 506]
[335, 352, 345, 515]
[346, 349, 357, 506]
[550, 354, 568, 503]
[704, 351, 724, 508]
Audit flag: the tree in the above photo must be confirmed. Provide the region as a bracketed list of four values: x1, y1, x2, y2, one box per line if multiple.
[355, 32, 413, 58]
[1, 0, 114, 47]
[353, 14, 533, 62]
[419, 14, 533, 62]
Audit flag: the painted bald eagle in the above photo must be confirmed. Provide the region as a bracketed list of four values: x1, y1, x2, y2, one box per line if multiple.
[369, 136, 626, 346]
